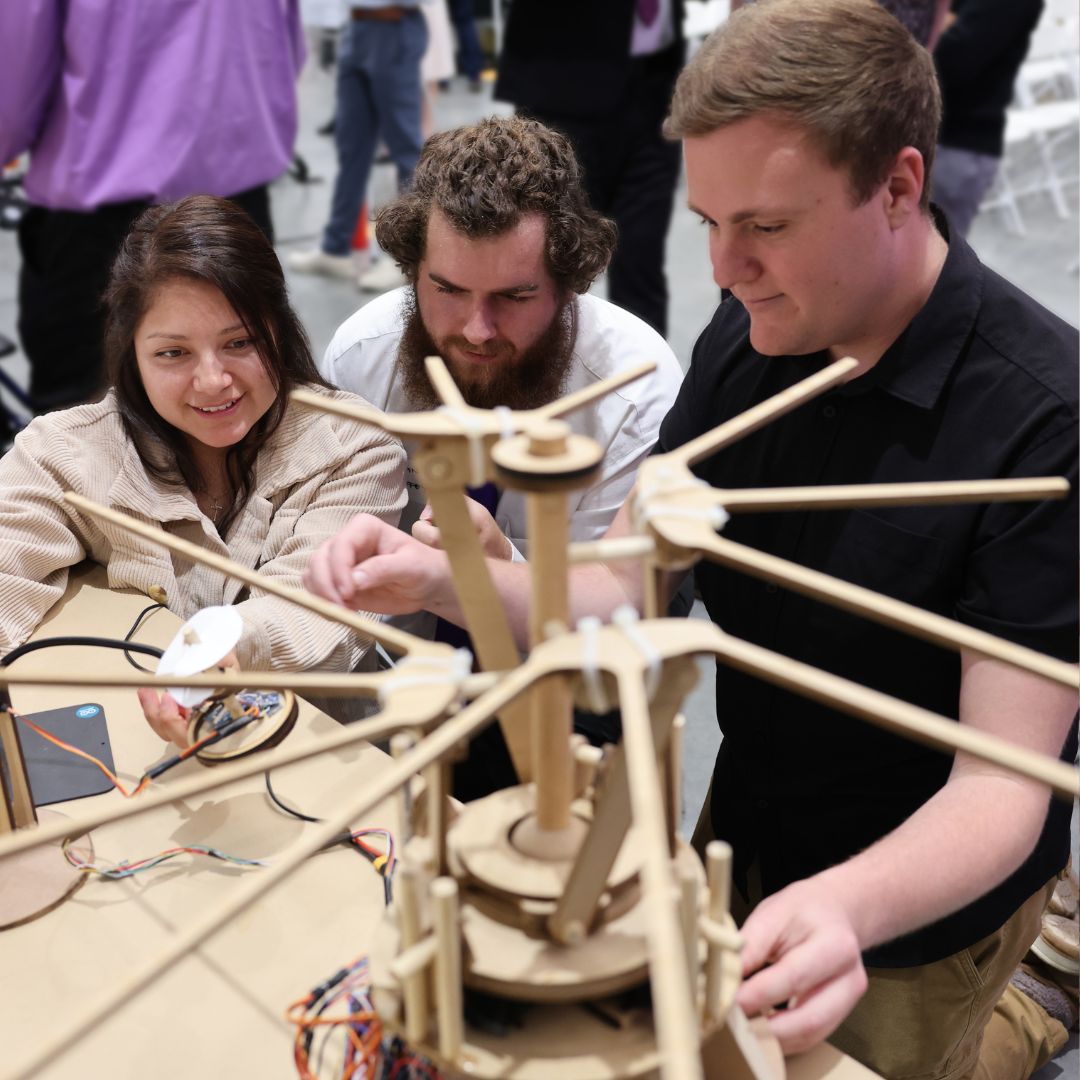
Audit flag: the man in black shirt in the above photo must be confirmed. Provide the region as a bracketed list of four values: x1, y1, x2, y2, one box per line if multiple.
[306, 1, 1078, 1075]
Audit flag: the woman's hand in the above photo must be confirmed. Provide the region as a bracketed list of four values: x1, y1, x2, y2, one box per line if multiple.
[411, 497, 513, 560]
[138, 649, 239, 749]
[137, 688, 191, 748]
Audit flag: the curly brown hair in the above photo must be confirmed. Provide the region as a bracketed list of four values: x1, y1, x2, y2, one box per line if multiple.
[664, 0, 941, 210]
[375, 116, 617, 294]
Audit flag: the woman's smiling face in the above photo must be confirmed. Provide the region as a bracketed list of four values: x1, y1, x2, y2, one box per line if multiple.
[134, 277, 277, 463]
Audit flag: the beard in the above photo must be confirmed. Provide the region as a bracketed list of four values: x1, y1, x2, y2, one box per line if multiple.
[396, 288, 577, 411]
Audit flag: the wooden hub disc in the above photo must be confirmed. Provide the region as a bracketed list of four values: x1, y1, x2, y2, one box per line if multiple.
[189, 689, 298, 764]
[448, 784, 640, 903]
[0, 809, 91, 930]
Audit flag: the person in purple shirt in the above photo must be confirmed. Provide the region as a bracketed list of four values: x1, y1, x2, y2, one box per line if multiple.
[0, 0, 306, 415]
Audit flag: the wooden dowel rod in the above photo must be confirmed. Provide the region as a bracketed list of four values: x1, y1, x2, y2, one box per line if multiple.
[719, 477, 1069, 513]
[679, 860, 701, 1009]
[394, 865, 431, 1045]
[568, 536, 655, 563]
[670, 358, 858, 469]
[0, 670, 498, 863]
[390, 933, 438, 983]
[704, 840, 733, 1022]
[666, 713, 685, 853]
[431, 876, 464, 1066]
[0, 668, 499, 699]
[696, 531, 1079, 690]
[424, 355, 468, 409]
[0, 708, 35, 829]
[390, 732, 418, 845]
[535, 360, 656, 421]
[616, 671, 703, 1080]
[64, 493, 440, 658]
[707, 627, 1080, 799]
[9, 660, 538, 1079]
[425, 756, 448, 875]
[527, 488, 573, 831]
[700, 917, 743, 952]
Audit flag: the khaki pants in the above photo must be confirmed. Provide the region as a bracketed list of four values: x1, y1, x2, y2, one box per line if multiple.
[690, 787, 1067, 1080]
[829, 878, 1064, 1080]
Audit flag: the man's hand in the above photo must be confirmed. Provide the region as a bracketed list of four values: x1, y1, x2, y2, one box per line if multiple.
[736, 876, 868, 1055]
[304, 511, 451, 616]
[411, 497, 513, 560]
[137, 688, 190, 748]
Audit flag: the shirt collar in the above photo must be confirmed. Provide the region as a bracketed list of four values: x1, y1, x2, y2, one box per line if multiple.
[842, 207, 983, 410]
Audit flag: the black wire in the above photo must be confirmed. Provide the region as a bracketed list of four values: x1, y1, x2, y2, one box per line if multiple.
[265, 769, 321, 822]
[121, 602, 166, 672]
[265, 770, 393, 904]
[0, 636, 166, 713]
[1, 635, 164, 668]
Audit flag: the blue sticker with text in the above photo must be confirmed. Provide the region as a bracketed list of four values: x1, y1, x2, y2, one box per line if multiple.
[75, 705, 101, 719]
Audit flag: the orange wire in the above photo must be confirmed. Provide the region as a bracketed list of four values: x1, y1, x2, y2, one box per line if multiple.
[8, 707, 149, 798]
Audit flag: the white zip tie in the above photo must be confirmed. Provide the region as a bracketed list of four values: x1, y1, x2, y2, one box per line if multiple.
[493, 405, 515, 445]
[612, 605, 663, 701]
[377, 648, 474, 707]
[576, 615, 611, 713]
[632, 465, 730, 533]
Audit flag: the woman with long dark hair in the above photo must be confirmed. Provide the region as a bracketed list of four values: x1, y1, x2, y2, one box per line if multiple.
[0, 195, 406, 740]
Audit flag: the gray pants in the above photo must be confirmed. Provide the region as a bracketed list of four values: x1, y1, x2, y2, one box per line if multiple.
[932, 144, 1001, 239]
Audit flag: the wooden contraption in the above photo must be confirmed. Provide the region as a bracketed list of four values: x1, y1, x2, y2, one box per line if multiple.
[0, 354, 1075, 1079]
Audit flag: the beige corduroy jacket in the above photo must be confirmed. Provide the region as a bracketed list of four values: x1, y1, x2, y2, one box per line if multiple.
[0, 387, 406, 674]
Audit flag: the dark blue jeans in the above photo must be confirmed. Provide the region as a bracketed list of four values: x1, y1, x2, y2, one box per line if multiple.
[322, 11, 427, 255]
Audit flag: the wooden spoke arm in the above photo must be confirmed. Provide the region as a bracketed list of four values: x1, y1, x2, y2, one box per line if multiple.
[703, 624, 1079, 799]
[617, 670, 703, 1080]
[719, 477, 1070, 513]
[14, 658, 546, 1080]
[64, 494, 442, 659]
[667, 357, 858, 469]
[534, 359, 657, 421]
[662, 522, 1077, 690]
[422, 484, 534, 778]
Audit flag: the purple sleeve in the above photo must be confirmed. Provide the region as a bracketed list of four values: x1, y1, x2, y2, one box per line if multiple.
[0, 0, 63, 164]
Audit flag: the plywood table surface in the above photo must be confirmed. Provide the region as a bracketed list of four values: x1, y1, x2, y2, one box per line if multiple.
[1, 563, 879, 1080]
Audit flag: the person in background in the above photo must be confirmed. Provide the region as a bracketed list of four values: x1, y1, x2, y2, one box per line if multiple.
[495, 0, 686, 339]
[0, 0, 305, 415]
[0, 196, 406, 744]
[319, 116, 684, 797]
[932, 0, 1045, 237]
[306, 3, 1077, 1076]
[289, 1, 427, 291]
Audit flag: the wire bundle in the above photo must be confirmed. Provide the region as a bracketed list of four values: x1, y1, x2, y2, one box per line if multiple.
[61, 838, 266, 879]
[286, 957, 442, 1080]
[287, 956, 383, 1080]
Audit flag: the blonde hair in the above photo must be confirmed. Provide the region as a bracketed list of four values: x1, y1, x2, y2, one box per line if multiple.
[664, 0, 940, 208]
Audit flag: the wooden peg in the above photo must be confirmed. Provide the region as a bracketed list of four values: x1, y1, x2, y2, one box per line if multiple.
[705, 841, 734, 1022]
[396, 864, 430, 1046]
[431, 876, 464, 1066]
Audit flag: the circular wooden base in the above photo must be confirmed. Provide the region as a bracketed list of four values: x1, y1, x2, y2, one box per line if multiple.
[375, 974, 759, 1079]
[190, 689, 298, 764]
[449, 785, 641, 903]
[0, 810, 91, 931]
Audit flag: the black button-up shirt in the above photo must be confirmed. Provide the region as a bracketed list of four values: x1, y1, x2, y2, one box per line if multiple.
[658, 220, 1078, 966]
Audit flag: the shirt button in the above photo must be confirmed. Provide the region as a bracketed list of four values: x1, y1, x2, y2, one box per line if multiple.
[822, 404, 838, 419]
[765, 583, 779, 595]
[756, 798, 769, 810]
